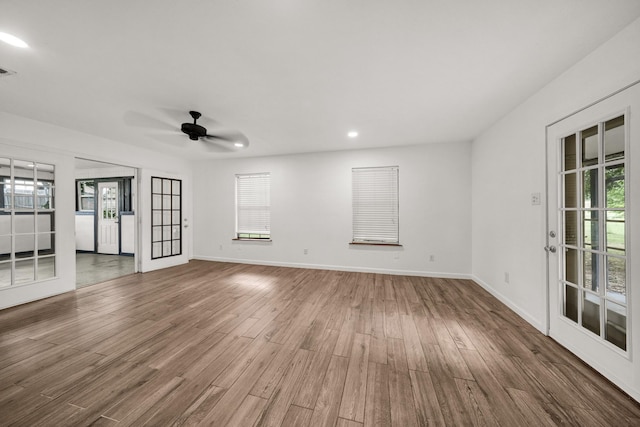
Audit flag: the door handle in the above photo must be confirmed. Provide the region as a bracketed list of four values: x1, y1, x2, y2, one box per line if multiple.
[544, 246, 557, 253]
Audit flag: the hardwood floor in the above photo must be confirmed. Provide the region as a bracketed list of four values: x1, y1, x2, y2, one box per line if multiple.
[0, 260, 639, 426]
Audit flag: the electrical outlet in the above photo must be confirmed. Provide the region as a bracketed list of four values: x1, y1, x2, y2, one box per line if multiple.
[219, 244, 223, 250]
[531, 192, 541, 205]
[504, 272, 510, 284]
[429, 255, 435, 262]
[303, 248, 308, 255]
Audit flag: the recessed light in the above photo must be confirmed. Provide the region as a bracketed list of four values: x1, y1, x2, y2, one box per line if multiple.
[348, 131, 358, 138]
[0, 32, 29, 48]
[234, 142, 244, 148]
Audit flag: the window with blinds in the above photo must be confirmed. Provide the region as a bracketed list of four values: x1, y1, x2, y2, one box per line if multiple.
[236, 173, 271, 239]
[352, 166, 399, 244]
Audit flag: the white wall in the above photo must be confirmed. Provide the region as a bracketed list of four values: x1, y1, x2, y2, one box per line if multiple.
[0, 112, 192, 309]
[471, 16, 640, 395]
[193, 142, 472, 277]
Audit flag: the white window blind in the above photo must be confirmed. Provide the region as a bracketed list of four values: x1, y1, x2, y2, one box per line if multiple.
[236, 173, 271, 238]
[352, 166, 399, 244]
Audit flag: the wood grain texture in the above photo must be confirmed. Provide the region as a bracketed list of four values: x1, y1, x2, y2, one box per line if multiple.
[0, 259, 639, 426]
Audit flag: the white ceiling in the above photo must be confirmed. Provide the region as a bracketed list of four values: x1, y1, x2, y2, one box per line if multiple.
[2, 1, 640, 160]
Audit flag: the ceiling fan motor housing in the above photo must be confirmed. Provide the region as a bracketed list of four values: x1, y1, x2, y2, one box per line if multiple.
[181, 122, 207, 140]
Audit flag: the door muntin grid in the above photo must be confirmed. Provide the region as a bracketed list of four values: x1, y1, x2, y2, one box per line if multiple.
[558, 114, 628, 351]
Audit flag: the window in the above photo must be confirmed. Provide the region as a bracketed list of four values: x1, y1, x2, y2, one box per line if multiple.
[236, 173, 271, 240]
[151, 177, 182, 259]
[352, 166, 399, 244]
[0, 158, 56, 288]
[77, 180, 95, 211]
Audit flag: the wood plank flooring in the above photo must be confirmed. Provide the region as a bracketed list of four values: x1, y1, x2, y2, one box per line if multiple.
[1, 260, 639, 426]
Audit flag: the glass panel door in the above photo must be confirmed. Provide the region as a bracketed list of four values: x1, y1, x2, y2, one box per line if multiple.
[546, 82, 638, 399]
[559, 115, 627, 350]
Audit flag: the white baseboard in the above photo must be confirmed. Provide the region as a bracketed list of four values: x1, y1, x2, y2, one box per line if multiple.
[471, 274, 545, 333]
[193, 255, 472, 280]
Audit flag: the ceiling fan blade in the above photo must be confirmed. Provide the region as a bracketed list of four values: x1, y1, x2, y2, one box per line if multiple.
[205, 129, 249, 146]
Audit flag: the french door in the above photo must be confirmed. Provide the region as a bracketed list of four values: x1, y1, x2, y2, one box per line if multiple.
[97, 181, 119, 254]
[546, 83, 639, 395]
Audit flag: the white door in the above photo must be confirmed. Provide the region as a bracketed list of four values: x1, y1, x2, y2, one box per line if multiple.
[546, 83, 639, 395]
[97, 181, 119, 254]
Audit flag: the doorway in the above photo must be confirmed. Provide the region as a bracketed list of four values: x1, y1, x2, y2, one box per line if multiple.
[74, 158, 137, 287]
[546, 82, 639, 396]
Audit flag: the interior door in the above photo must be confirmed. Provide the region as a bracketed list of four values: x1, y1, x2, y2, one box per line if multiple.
[97, 181, 119, 254]
[546, 83, 639, 393]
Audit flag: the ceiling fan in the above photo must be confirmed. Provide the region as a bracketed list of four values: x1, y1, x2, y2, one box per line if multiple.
[180, 110, 248, 149]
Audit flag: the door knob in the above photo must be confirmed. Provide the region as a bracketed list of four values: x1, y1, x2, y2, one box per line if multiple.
[545, 246, 557, 253]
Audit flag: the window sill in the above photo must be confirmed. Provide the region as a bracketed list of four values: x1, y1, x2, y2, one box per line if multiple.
[349, 242, 402, 247]
[232, 238, 273, 242]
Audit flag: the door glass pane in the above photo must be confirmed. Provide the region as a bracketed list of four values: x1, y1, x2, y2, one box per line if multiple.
[564, 173, 577, 208]
[14, 160, 35, 210]
[162, 211, 171, 225]
[605, 164, 624, 209]
[583, 251, 599, 292]
[582, 292, 601, 335]
[172, 240, 181, 255]
[604, 116, 624, 162]
[581, 125, 598, 167]
[172, 180, 181, 195]
[582, 211, 598, 250]
[564, 284, 578, 322]
[37, 256, 55, 280]
[606, 256, 626, 303]
[563, 134, 577, 171]
[606, 211, 625, 255]
[565, 248, 578, 285]
[15, 234, 35, 258]
[582, 169, 598, 208]
[0, 261, 10, 287]
[15, 258, 35, 285]
[152, 177, 162, 193]
[152, 242, 162, 258]
[605, 300, 626, 350]
[37, 233, 54, 256]
[41, 212, 55, 233]
[15, 214, 35, 234]
[0, 158, 10, 210]
[564, 211, 578, 246]
[0, 215, 10, 236]
[152, 226, 162, 242]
